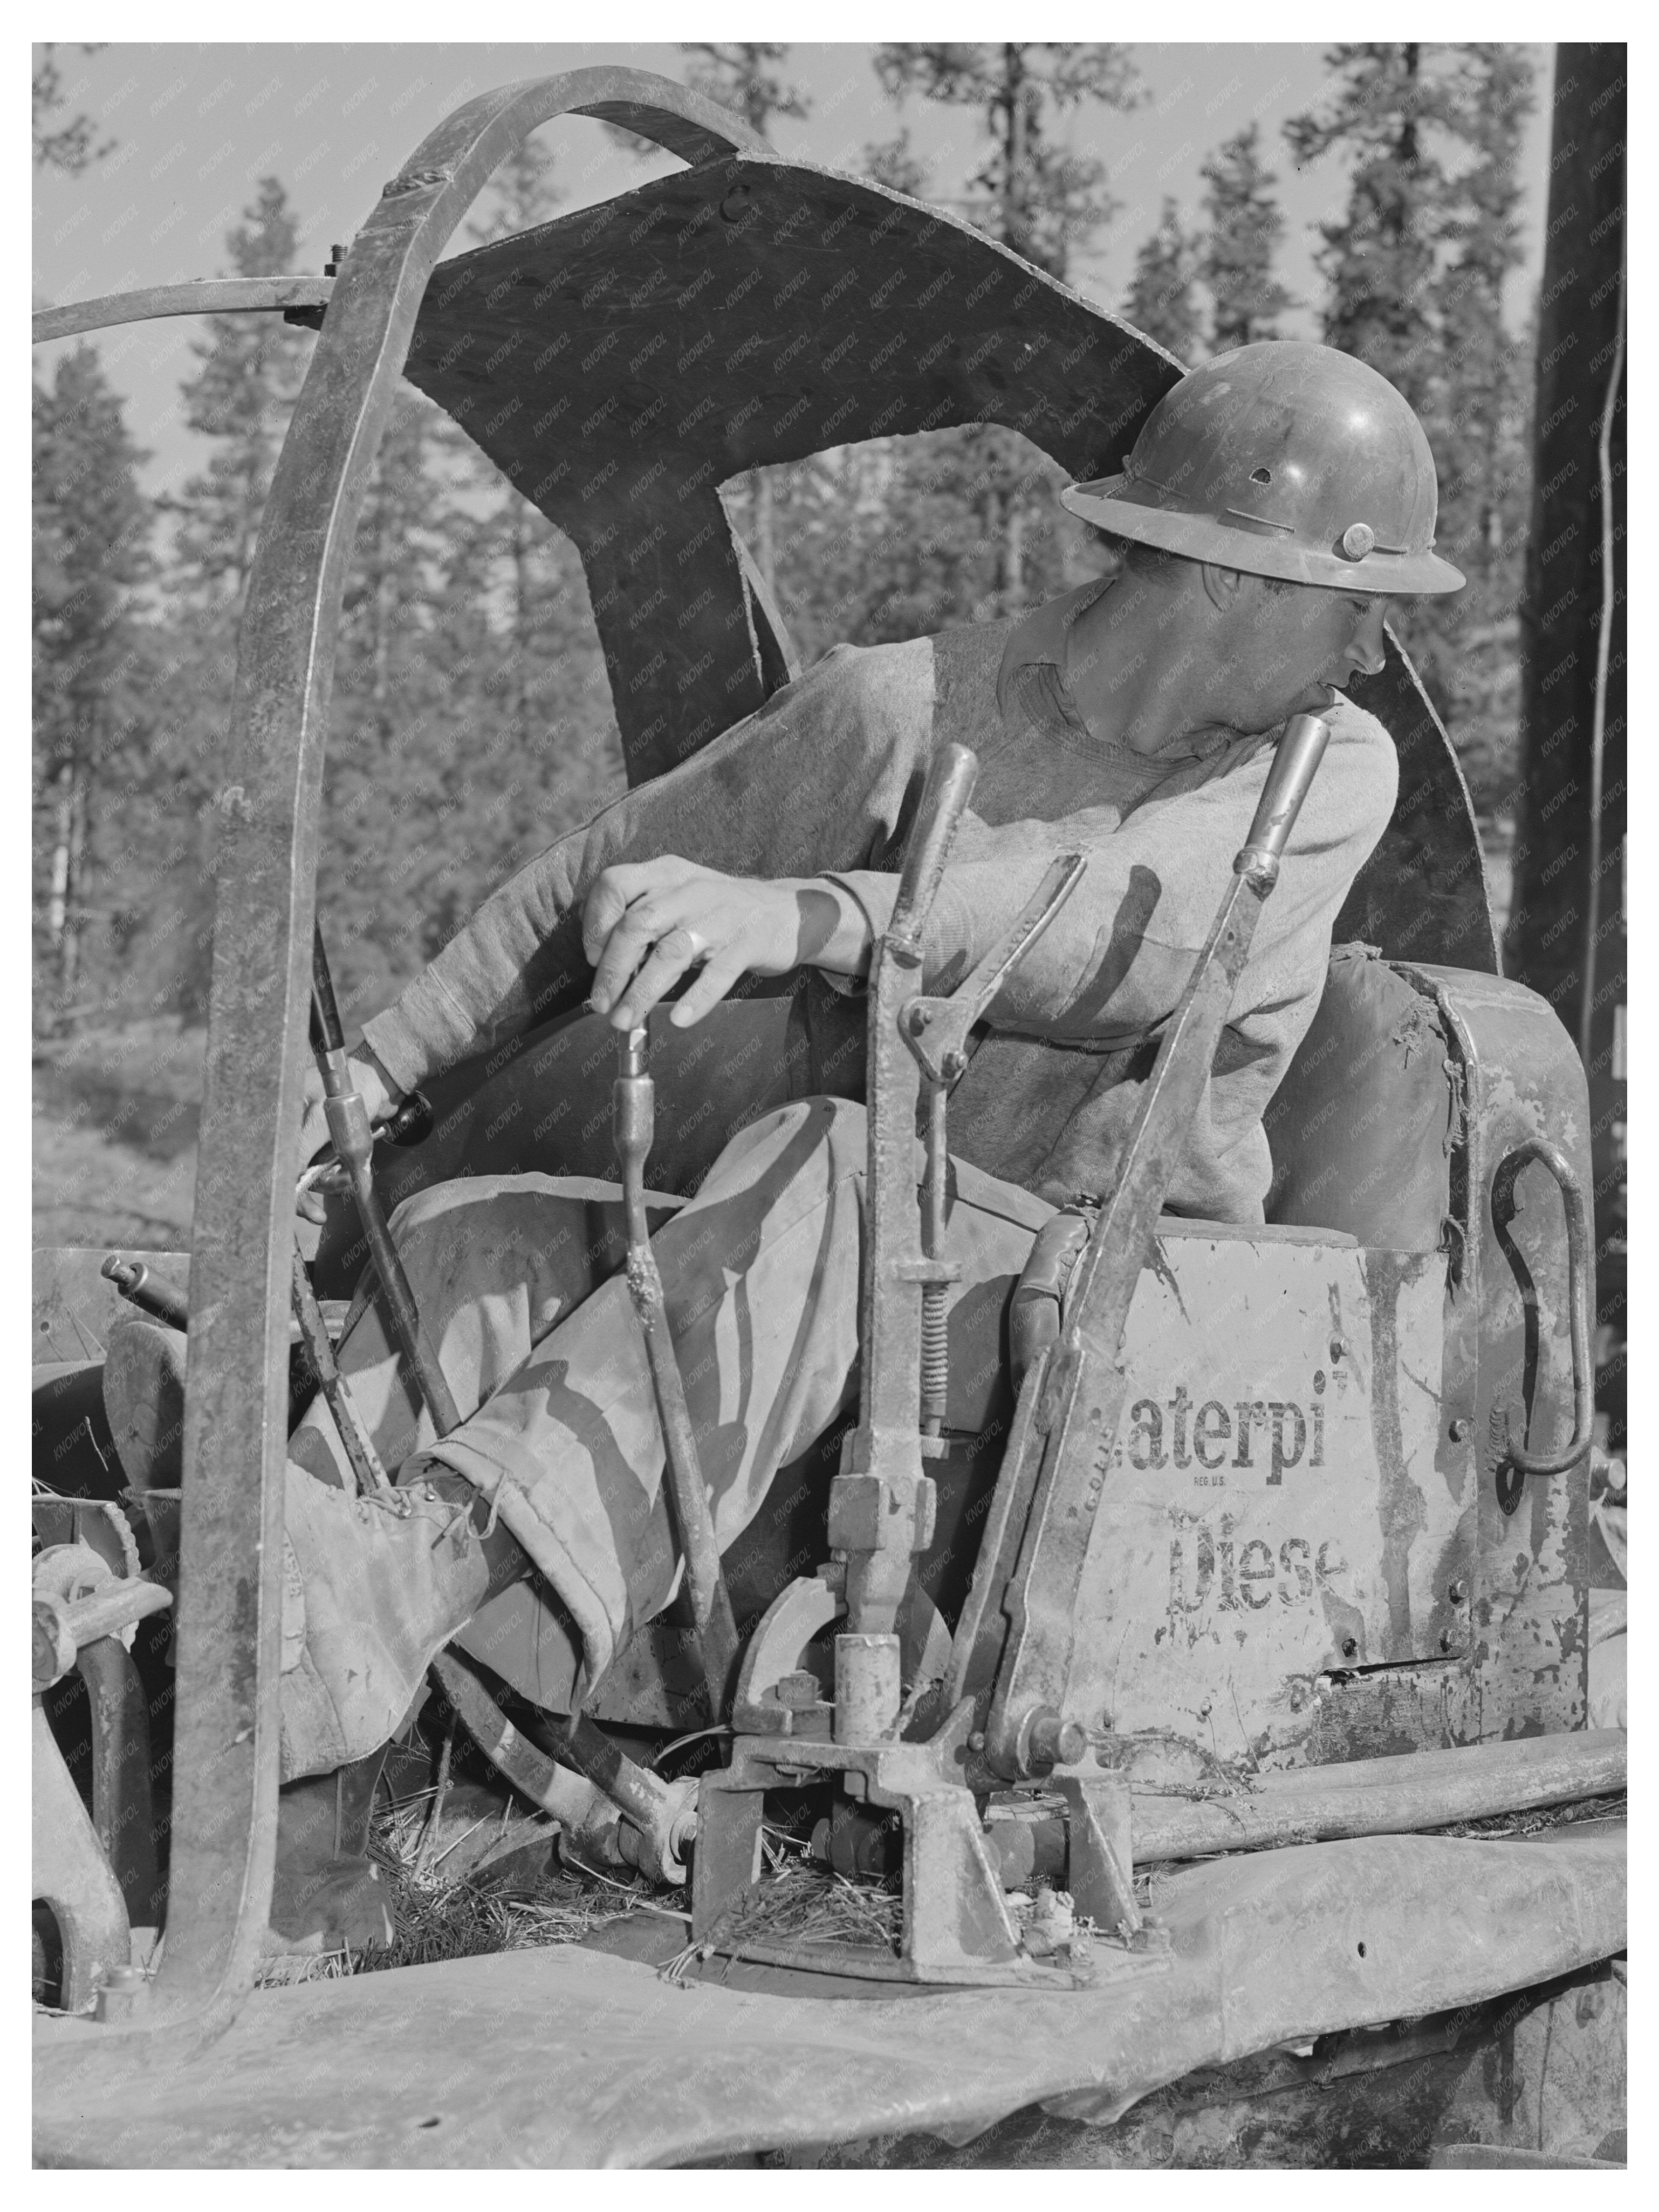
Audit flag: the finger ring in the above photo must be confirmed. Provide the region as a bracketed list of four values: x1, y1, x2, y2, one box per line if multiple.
[678, 927, 708, 960]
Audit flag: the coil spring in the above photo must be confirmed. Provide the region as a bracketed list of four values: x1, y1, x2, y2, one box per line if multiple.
[920, 1283, 949, 1428]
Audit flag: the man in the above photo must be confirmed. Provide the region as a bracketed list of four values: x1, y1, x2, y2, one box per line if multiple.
[109, 342, 1464, 1887]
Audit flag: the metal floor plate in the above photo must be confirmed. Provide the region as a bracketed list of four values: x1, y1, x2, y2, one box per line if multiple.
[33, 1827, 1623, 2168]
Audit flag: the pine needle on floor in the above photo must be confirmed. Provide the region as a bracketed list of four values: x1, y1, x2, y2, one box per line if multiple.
[255, 1792, 671, 1987]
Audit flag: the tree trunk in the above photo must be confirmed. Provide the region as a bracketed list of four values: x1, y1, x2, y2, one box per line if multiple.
[1003, 45, 1027, 260]
[1506, 43, 1626, 1380]
[511, 510, 530, 743]
[49, 750, 90, 1023]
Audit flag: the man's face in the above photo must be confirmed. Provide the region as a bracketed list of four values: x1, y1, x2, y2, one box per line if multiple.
[1214, 574, 1396, 731]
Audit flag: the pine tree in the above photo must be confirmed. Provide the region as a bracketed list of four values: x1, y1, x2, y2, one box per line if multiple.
[466, 136, 560, 249]
[1124, 197, 1202, 359]
[874, 43, 1140, 280]
[863, 130, 931, 199]
[33, 346, 152, 1030]
[33, 43, 111, 173]
[865, 46, 1141, 619]
[1198, 125, 1295, 353]
[1285, 44, 1460, 415]
[681, 43, 810, 137]
[1286, 44, 1538, 815]
[460, 138, 567, 754]
[170, 178, 312, 606]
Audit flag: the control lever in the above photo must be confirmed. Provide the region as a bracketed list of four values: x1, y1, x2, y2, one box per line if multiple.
[308, 922, 461, 1440]
[613, 1025, 741, 1717]
[296, 1085, 433, 1206]
[900, 857, 1087, 1435]
[972, 713, 1333, 1782]
[826, 748, 1089, 1744]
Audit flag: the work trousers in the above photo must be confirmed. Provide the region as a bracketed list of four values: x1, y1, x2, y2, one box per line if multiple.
[293, 1011, 1052, 1708]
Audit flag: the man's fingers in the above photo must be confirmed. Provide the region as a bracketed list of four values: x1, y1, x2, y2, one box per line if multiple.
[669, 949, 748, 1027]
[589, 898, 682, 1012]
[582, 860, 694, 967]
[607, 924, 711, 1029]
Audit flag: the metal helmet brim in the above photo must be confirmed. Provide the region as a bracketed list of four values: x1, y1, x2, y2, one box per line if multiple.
[1063, 341, 1467, 597]
[1060, 476, 1466, 595]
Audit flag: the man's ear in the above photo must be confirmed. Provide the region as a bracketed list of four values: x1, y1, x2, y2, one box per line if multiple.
[1199, 561, 1246, 614]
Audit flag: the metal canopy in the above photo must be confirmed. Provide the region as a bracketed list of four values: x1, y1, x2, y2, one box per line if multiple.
[400, 158, 1496, 970]
[401, 154, 1181, 786]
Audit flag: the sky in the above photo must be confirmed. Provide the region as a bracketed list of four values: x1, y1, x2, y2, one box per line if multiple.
[32, 40, 1557, 502]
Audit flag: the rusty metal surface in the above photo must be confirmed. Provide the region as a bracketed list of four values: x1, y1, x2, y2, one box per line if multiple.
[33, 1703, 130, 2014]
[1489, 1139, 1593, 1476]
[33, 1247, 189, 1369]
[1265, 947, 1459, 1246]
[33, 1826, 1623, 2167]
[155, 67, 767, 2026]
[1052, 1229, 1469, 1771]
[71, 1638, 164, 1929]
[1130, 1728, 1625, 1861]
[1411, 966, 1594, 1745]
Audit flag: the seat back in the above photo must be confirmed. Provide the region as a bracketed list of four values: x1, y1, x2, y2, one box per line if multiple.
[1266, 944, 1456, 1250]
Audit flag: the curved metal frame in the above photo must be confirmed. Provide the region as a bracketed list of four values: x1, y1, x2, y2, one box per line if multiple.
[28, 62, 1510, 2037]
[33, 277, 334, 346]
[148, 68, 766, 2025]
[1491, 1138, 1594, 1476]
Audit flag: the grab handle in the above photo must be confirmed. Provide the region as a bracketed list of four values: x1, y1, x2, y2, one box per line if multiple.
[1492, 1139, 1594, 1475]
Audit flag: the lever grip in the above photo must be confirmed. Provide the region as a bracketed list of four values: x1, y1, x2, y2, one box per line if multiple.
[1236, 711, 1331, 881]
[310, 921, 347, 1055]
[380, 1088, 434, 1149]
[890, 743, 979, 945]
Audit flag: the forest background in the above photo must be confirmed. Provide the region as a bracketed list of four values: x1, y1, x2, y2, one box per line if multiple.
[33, 40, 1547, 1249]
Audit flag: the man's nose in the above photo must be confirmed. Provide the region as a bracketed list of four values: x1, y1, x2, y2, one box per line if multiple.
[1346, 602, 1388, 676]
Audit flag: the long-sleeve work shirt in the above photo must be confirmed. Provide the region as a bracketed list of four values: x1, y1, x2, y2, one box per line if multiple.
[363, 582, 1397, 1220]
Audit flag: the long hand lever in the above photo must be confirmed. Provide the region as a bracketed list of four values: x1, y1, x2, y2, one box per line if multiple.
[979, 713, 1332, 1781]
[310, 922, 461, 1440]
[613, 1025, 742, 1718]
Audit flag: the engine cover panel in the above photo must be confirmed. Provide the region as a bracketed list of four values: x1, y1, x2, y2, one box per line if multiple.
[1065, 1229, 1474, 1770]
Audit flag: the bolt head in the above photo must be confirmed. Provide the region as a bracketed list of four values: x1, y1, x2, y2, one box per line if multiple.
[1449, 1418, 1470, 1442]
[1341, 1637, 1359, 1660]
[968, 1730, 986, 1752]
[1340, 522, 1376, 560]
[1448, 1579, 1467, 1605]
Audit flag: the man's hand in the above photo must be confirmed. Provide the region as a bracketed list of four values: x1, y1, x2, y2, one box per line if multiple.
[295, 1045, 401, 1223]
[583, 857, 869, 1030]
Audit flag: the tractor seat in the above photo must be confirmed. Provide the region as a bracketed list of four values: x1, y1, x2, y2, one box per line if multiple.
[1265, 943, 1457, 1251]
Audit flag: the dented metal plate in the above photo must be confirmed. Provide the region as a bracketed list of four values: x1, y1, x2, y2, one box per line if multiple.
[1065, 1232, 1471, 1765]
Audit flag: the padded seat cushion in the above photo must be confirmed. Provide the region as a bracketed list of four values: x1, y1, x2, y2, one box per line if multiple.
[1265, 944, 1455, 1250]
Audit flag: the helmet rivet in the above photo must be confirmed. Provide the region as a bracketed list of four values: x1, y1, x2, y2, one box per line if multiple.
[1339, 522, 1375, 561]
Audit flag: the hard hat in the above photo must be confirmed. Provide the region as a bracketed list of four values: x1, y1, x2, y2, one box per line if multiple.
[1062, 341, 1464, 595]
